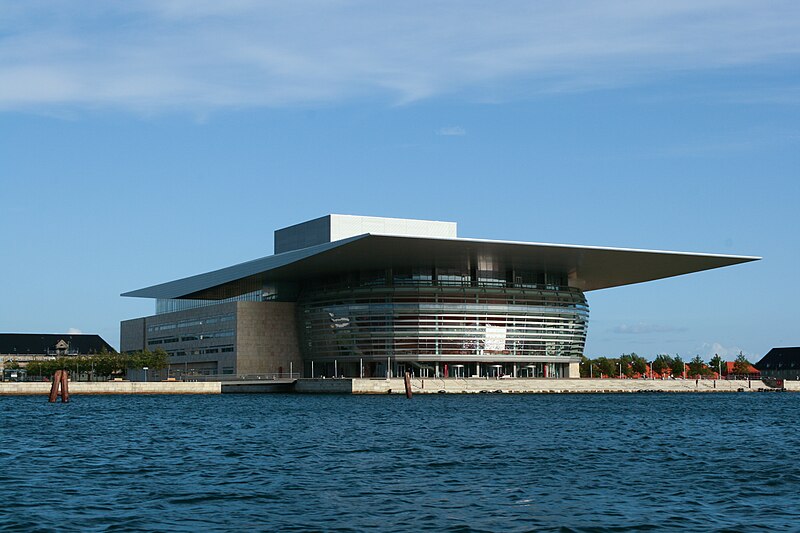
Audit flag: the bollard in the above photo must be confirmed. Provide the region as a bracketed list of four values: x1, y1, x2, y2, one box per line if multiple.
[48, 370, 62, 403]
[404, 371, 412, 399]
[60, 370, 70, 403]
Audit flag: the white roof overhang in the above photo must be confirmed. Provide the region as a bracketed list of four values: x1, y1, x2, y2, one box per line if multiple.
[121, 234, 759, 299]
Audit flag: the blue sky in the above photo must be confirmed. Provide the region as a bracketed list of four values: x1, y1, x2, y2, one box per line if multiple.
[1, 1, 798, 360]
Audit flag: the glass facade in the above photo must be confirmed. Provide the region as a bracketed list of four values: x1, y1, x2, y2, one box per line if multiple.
[153, 266, 588, 378]
[297, 271, 588, 373]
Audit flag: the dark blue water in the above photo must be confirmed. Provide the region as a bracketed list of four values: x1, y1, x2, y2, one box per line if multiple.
[2, 393, 800, 532]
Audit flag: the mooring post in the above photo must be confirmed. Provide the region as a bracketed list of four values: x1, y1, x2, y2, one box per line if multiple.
[48, 370, 62, 403]
[60, 370, 70, 403]
[404, 371, 412, 399]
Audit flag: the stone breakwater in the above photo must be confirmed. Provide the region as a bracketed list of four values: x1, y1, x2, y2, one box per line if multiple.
[296, 377, 798, 394]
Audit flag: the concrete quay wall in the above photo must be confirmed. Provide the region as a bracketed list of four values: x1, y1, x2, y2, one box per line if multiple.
[294, 378, 353, 394]
[4, 378, 793, 396]
[781, 380, 800, 391]
[0, 381, 222, 395]
[343, 378, 780, 394]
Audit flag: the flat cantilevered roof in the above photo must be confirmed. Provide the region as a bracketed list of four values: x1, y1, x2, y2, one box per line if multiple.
[122, 234, 759, 300]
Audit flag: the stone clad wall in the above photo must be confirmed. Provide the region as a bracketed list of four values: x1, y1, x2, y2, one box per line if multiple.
[235, 301, 303, 375]
[120, 318, 146, 352]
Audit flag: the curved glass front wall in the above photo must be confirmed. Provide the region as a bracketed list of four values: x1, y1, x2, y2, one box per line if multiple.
[297, 282, 589, 366]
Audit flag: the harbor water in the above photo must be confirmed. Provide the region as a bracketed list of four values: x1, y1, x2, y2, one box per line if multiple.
[2, 393, 800, 531]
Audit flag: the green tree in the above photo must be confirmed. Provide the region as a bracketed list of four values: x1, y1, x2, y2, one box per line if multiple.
[93, 349, 125, 379]
[75, 356, 89, 377]
[619, 354, 634, 377]
[588, 359, 600, 378]
[630, 354, 648, 376]
[671, 355, 685, 378]
[581, 356, 602, 378]
[27, 359, 61, 379]
[126, 351, 149, 372]
[652, 354, 672, 376]
[25, 360, 43, 378]
[579, 356, 593, 378]
[732, 352, 753, 377]
[708, 354, 724, 377]
[687, 355, 711, 377]
[125, 349, 169, 376]
[149, 349, 169, 370]
[595, 357, 618, 378]
[617, 353, 648, 377]
[40, 359, 59, 377]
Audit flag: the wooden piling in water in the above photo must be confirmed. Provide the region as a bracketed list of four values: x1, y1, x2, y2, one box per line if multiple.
[404, 372, 412, 399]
[60, 370, 70, 403]
[48, 370, 62, 403]
[47, 369, 70, 403]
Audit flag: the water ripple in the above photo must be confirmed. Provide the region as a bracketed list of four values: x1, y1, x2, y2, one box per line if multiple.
[2, 393, 800, 531]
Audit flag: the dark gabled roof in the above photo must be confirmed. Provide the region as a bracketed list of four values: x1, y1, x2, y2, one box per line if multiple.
[122, 233, 760, 300]
[755, 347, 800, 370]
[0, 334, 115, 355]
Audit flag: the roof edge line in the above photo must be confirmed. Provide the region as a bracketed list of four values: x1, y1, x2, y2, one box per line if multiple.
[120, 234, 370, 298]
[362, 233, 761, 261]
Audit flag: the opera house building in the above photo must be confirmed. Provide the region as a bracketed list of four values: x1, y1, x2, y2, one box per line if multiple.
[121, 215, 757, 380]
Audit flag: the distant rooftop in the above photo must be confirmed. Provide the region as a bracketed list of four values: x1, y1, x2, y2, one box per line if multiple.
[755, 347, 800, 371]
[0, 333, 115, 355]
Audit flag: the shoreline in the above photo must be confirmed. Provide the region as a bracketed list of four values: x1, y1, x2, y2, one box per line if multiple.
[298, 377, 792, 394]
[0, 378, 794, 395]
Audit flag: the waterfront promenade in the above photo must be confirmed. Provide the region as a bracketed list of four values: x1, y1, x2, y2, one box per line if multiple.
[0, 381, 222, 395]
[298, 377, 795, 394]
[1, 377, 795, 395]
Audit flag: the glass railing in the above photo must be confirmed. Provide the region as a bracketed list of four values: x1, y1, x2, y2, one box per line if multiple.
[302, 278, 580, 293]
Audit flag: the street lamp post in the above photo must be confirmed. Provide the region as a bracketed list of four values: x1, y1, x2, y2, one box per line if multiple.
[618, 362, 622, 379]
[143, 366, 149, 383]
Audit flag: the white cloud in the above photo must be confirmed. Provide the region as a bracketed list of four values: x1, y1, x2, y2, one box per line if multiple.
[700, 342, 749, 359]
[437, 126, 466, 136]
[0, 1, 798, 111]
[67, 327, 82, 334]
[612, 323, 686, 335]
